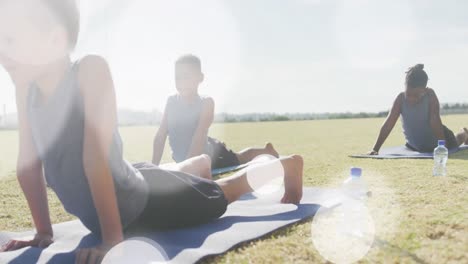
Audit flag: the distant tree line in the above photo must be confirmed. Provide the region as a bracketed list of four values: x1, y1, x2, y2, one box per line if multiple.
[1, 103, 467, 129]
[440, 103, 468, 114]
[214, 111, 390, 123]
[213, 103, 468, 123]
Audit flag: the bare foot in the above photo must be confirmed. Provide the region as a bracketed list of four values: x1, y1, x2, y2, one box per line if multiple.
[280, 155, 303, 204]
[265, 142, 280, 158]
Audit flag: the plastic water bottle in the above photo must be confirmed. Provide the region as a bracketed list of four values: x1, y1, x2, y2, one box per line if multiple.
[342, 167, 368, 201]
[341, 167, 368, 237]
[433, 140, 448, 177]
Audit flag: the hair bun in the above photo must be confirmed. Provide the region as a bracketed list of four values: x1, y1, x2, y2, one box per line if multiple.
[414, 64, 424, 70]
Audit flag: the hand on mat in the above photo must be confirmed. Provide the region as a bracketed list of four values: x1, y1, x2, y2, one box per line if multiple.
[75, 244, 113, 264]
[0, 233, 53, 252]
[367, 150, 379, 155]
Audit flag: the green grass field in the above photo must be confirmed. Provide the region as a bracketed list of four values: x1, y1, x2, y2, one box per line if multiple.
[1, 115, 467, 263]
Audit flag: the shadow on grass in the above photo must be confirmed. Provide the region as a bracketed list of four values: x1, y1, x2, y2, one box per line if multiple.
[447, 174, 468, 181]
[449, 145, 468, 160]
[200, 216, 317, 264]
[373, 237, 428, 264]
[449, 154, 468, 160]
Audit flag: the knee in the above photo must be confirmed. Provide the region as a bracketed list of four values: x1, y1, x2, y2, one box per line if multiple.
[289, 154, 304, 167]
[285, 154, 304, 168]
[200, 154, 212, 168]
[201, 154, 211, 163]
[461, 128, 468, 135]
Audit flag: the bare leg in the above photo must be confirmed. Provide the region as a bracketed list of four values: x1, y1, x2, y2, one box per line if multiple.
[215, 155, 303, 204]
[160, 155, 212, 180]
[235, 142, 280, 164]
[455, 128, 468, 146]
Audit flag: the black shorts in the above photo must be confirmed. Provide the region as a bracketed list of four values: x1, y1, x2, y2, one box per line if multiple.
[125, 162, 228, 234]
[405, 125, 458, 151]
[206, 137, 240, 169]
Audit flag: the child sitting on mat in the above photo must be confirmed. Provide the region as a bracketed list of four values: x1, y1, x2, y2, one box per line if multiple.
[0, 1, 304, 263]
[152, 54, 280, 170]
[368, 64, 468, 154]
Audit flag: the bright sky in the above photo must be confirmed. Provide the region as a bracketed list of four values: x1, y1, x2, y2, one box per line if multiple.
[1, 0, 468, 114]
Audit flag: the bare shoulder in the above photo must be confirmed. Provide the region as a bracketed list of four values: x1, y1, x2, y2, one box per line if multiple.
[77, 55, 109, 73]
[201, 96, 215, 108]
[166, 94, 178, 104]
[397, 92, 405, 100]
[426, 88, 440, 109]
[200, 97, 215, 119]
[395, 92, 405, 104]
[426, 87, 437, 97]
[388, 92, 404, 115]
[76, 55, 112, 94]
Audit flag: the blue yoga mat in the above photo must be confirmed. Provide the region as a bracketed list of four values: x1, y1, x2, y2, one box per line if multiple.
[350, 145, 468, 159]
[211, 163, 249, 176]
[158, 162, 248, 177]
[0, 187, 341, 264]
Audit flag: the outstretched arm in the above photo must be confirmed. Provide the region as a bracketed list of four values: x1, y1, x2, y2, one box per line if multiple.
[75, 56, 123, 263]
[1, 80, 53, 252]
[428, 89, 445, 141]
[186, 97, 214, 159]
[152, 102, 169, 165]
[370, 93, 403, 154]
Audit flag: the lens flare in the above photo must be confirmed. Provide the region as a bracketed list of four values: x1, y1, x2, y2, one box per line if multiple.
[102, 237, 168, 264]
[311, 203, 375, 264]
[310, 169, 403, 263]
[77, 0, 242, 115]
[246, 154, 285, 196]
[0, 0, 70, 67]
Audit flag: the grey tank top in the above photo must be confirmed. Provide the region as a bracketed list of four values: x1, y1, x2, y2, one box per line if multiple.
[27, 62, 148, 235]
[166, 94, 209, 162]
[401, 92, 438, 152]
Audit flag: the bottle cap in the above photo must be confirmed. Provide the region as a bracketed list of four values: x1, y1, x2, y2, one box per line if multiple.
[438, 140, 445, 146]
[350, 167, 362, 177]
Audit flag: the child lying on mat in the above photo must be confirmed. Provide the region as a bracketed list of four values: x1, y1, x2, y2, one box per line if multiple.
[368, 64, 468, 155]
[0, 1, 304, 263]
[152, 54, 280, 170]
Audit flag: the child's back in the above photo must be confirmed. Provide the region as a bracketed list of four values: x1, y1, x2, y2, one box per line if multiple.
[400, 91, 438, 152]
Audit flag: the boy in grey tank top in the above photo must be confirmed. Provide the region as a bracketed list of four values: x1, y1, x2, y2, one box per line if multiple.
[368, 64, 468, 154]
[152, 54, 281, 171]
[0, 2, 306, 262]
